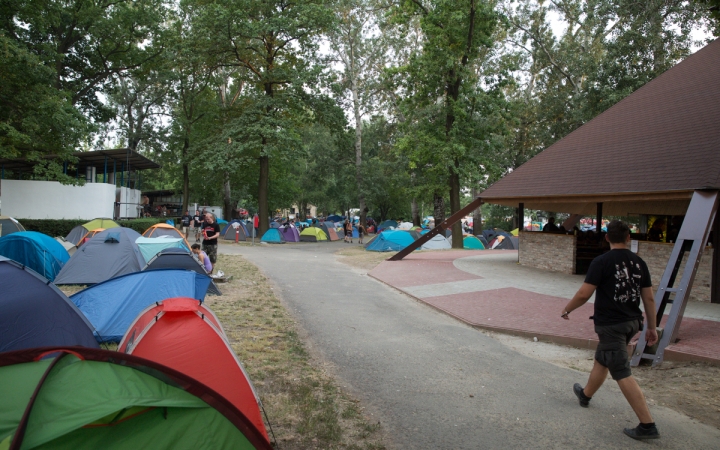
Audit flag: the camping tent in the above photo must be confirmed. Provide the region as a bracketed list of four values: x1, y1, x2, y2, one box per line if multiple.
[0, 215, 24, 237]
[319, 222, 340, 241]
[143, 248, 221, 295]
[397, 222, 413, 230]
[71, 269, 213, 342]
[260, 228, 286, 244]
[489, 234, 518, 250]
[135, 236, 189, 263]
[299, 227, 328, 242]
[462, 235, 486, 250]
[119, 297, 270, 445]
[421, 234, 452, 250]
[326, 215, 344, 222]
[65, 218, 120, 246]
[54, 227, 145, 285]
[0, 347, 273, 450]
[0, 256, 98, 352]
[0, 231, 69, 281]
[279, 224, 300, 242]
[142, 223, 190, 248]
[222, 220, 251, 241]
[475, 234, 490, 248]
[366, 230, 417, 252]
[54, 237, 77, 255]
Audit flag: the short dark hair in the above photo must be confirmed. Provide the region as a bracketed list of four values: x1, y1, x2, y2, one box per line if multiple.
[606, 220, 630, 243]
[191, 243, 201, 250]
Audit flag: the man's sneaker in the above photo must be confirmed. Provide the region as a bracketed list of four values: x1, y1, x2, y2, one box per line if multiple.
[623, 424, 660, 440]
[573, 383, 590, 407]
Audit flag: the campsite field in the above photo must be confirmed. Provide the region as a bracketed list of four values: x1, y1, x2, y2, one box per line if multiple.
[331, 249, 720, 430]
[205, 254, 388, 450]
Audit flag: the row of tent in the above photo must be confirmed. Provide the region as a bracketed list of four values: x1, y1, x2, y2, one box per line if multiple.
[0, 258, 272, 447]
[0, 258, 272, 449]
[365, 229, 519, 252]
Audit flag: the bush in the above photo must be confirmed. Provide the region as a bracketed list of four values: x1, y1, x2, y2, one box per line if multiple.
[17, 217, 169, 237]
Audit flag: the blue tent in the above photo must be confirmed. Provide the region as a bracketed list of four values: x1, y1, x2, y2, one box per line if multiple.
[352, 227, 359, 238]
[366, 230, 418, 252]
[0, 256, 98, 352]
[0, 231, 69, 281]
[327, 215, 344, 222]
[135, 236, 188, 263]
[71, 269, 213, 343]
[221, 219, 245, 235]
[261, 228, 286, 244]
[217, 219, 228, 226]
[377, 220, 398, 233]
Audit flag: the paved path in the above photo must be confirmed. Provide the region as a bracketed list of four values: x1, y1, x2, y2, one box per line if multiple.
[370, 251, 720, 363]
[220, 242, 720, 449]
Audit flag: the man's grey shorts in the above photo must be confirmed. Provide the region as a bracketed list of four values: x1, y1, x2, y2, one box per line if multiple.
[594, 319, 640, 381]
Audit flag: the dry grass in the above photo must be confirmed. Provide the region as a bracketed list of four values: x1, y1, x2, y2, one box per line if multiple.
[334, 246, 395, 272]
[205, 254, 387, 450]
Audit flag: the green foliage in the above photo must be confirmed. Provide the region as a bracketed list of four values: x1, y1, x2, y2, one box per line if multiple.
[480, 203, 515, 231]
[118, 218, 167, 234]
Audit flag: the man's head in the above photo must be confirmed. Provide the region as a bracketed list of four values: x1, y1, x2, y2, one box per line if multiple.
[191, 243, 201, 254]
[185, 210, 189, 215]
[606, 220, 630, 244]
[548, 217, 555, 224]
[195, 210, 200, 215]
[205, 214, 214, 223]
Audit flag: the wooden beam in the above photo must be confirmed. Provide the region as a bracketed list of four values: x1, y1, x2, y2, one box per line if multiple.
[388, 197, 483, 261]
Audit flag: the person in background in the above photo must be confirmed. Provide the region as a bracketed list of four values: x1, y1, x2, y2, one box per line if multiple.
[202, 214, 221, 273]
[181, 210, 192, 238]
[192, 210, 202, 242]
[647, 218, 666, 242]
[253, 213, 260, 238]
[191, 243, 213, 274]
[543, 217, 560, 233]
[357, 221, 366, 245]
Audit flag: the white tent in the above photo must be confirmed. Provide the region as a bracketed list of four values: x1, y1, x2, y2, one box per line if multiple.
[421, 234, 452, 250]
[397, 222, 413, 230]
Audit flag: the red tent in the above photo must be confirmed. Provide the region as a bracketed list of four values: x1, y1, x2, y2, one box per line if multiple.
[118, 297, 269, 444]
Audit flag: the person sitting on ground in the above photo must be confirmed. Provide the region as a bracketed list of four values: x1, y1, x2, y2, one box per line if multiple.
[191, 243, 213, 274]
[543, 217, 560, 233]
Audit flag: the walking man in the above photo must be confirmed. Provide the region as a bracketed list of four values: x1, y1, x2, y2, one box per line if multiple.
[561, 220, 659, 440]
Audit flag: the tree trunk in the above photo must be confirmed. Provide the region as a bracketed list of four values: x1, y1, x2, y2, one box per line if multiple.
[450, 159, 462, 249]
[411, 198, 420, 226]
[258, 153, 270, 236]
[182, 135, 190, 215]
[471, 186, 482, 235]
[433, 193, 445, 228]
[352, 76, 367, 233]
[223, 170, 232, 221]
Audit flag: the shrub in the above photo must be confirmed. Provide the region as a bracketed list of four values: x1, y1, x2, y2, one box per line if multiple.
[17, 217, 169, 237]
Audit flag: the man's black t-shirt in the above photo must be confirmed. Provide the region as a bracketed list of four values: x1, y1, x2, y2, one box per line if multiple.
[203, 222, 221, 245]
[193, 214, 202, 227]
[181, 214, 191, 227]
[585, 249, 652, 326]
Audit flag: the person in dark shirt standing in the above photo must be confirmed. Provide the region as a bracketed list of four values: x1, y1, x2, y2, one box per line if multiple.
[181, 211, 192, 239]
[561, 220, 659, 440]
[192, 210, 202, 242]
[542, 216, 560, 233]
[202, 214, 221, 273]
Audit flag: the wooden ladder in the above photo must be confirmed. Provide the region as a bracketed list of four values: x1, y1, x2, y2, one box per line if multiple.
[631, 190, 719, 367]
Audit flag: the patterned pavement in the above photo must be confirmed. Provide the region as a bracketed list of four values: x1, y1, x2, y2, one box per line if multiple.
[369, 251, 720, 363]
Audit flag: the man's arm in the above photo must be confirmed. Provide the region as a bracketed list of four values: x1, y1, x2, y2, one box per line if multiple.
[561, 283, 596, 320]
[641, 286, 658, 346]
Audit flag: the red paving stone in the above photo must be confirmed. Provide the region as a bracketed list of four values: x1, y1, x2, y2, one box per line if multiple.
[370, 252, 720, 364]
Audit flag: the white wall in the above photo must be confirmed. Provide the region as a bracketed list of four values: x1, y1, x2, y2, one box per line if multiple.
[0, 180, 123, 220]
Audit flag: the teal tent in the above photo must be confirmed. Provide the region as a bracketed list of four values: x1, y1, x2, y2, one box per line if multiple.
[0, 231, 69, 281]
[135, 236, 189, 263]
[366, 230, 416, 252]
[260, 228, 286, 244]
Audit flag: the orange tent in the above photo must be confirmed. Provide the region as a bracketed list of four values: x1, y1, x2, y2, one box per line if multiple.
[118, 297, 270, 445]
[142, 223, 190, 249]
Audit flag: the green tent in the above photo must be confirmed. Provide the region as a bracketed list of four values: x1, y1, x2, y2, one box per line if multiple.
[0, 348, 272, 450]
[463, 235, 485, 250]
[83, 218, 120, 231]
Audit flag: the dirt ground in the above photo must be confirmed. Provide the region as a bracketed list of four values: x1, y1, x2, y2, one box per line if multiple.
[335, 246, 720, 430]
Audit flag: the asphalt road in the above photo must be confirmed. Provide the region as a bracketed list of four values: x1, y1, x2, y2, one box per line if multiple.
[221, 241, 720, 449]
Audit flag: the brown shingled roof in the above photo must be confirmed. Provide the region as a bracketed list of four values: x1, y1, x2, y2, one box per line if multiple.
[481, 38, 720, 215]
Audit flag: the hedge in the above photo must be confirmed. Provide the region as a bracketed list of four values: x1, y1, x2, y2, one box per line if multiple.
[18, 217, 173, 238]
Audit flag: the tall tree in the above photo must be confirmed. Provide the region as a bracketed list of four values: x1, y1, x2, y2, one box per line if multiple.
[196, 0, 336, 235]
[387, 0, 505, 248]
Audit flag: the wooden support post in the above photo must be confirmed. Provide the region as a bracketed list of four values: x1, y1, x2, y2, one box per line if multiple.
[713, 215, 720, 304]
[596, 202, 603, 239]
[389, 197, 483, 261]
[518, 203, 524, 232]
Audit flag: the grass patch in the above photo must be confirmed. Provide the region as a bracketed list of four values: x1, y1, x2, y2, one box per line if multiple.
[206, 254, 387, 449]
[334, 246, 395, 271]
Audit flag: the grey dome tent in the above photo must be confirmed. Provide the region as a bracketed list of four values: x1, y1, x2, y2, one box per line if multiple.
[0, 256, 99, 352]
[0, 215, 25, 237]
[54, 227, 145, 285]
[222, 221, 250, 241]
[421, 233, 452, 250]
[144, 248, 221, 295]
